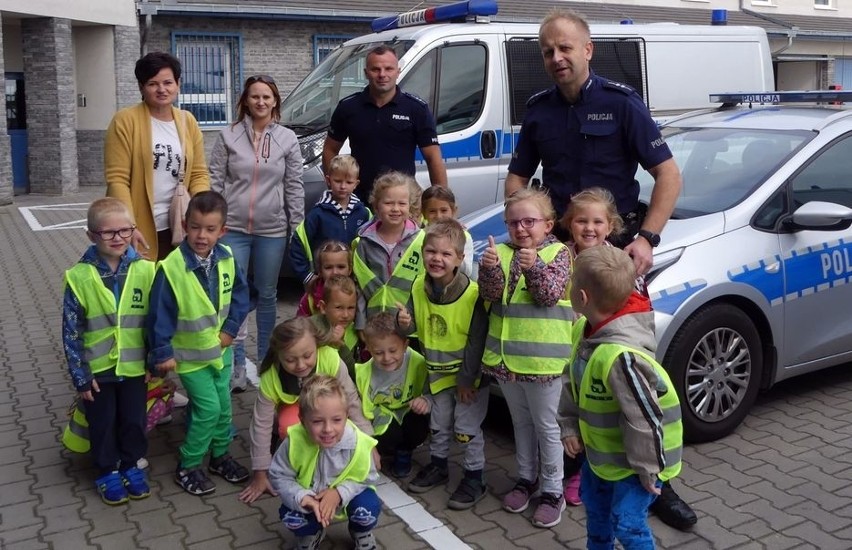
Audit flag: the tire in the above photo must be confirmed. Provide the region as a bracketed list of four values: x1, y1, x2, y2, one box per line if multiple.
[663, 303, 763, 443]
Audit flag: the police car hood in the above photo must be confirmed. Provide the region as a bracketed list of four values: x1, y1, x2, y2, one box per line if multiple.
[655, 213, 726, 255]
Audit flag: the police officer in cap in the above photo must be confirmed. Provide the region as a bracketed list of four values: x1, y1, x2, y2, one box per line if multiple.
[506, 9, 681, 279]
[507, 9, 696, 531]
[322, 45, 447, 203]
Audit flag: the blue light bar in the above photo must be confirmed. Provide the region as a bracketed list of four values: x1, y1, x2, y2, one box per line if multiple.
[710, 91, 852, 105]
[371, 0, 498, 33]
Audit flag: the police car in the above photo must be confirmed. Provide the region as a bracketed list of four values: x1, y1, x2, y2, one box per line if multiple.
[463, 90, 852, 442]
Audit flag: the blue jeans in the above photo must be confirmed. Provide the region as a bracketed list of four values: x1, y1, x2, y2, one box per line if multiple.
[581, 461, 660, 550]
[279, 488, 381, 536]
[220, 231, 285, 363]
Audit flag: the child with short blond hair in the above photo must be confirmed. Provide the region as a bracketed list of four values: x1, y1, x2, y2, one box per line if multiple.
[269, 374, 381, 550]
[290, 154, 370, 286]
[310, 274, 359, 375]
[63, 197, 153, 505]
[420, 186, 474, 276]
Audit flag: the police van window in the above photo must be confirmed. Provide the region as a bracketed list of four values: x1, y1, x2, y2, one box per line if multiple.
[401, 43, 487, 134]
[789, 133, 852, 209]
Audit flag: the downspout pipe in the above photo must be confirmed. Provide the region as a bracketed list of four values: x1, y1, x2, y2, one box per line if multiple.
[739, 0, 797, 55]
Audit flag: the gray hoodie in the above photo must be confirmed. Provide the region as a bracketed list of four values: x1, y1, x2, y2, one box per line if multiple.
[209, 118, 304, 237]
[558, 308, 672, 484]
[268, 422, 378, 512]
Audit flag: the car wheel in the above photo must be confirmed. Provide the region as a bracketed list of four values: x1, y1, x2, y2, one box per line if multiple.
[664, 303, 763, 443]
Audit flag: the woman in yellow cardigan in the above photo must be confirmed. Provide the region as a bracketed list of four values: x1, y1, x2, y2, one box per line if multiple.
[105, 52, 209, 260]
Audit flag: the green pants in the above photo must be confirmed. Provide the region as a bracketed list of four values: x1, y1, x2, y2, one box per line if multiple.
[178, 350, 233, 468]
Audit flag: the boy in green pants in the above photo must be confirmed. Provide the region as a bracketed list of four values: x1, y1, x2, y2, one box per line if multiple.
[148, 191, 251, 495]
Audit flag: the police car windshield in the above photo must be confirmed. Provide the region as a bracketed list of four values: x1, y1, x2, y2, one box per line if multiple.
[637, 127, 812, 218]
[281, 40, 414, 135]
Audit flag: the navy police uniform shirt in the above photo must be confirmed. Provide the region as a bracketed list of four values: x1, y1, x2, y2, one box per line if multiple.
[508, 71, 672, 217]
[328, 86, 439, 203]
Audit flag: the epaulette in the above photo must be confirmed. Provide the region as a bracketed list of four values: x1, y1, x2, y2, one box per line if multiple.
[526, 87, 553, 107]
[602, 79, 635, 95]
[402, 90, 429, 106]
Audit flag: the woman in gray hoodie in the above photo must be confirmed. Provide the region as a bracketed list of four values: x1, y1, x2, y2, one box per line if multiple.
[210, 75, 304, 391]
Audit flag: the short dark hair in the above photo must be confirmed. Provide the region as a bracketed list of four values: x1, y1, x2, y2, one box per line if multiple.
[367, 45, 398, 61]
[186, 190, 228, 223]
[135, 52, 182, 86]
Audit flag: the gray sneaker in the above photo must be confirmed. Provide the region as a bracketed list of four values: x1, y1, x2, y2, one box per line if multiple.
[351, 530, 377, 550]
[295, 529, 324, 550]
[231, 363, 247, 393]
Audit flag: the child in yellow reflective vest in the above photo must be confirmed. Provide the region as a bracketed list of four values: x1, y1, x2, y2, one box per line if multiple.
[239, 317, 372, 505]
[558, 246, 683, 548]
[62, 198, 153, 505]
[355, 311, 430, 479]
[269, 375, 381, 550]
[296, 240, 353, 318]
[308, 274, 360, 377]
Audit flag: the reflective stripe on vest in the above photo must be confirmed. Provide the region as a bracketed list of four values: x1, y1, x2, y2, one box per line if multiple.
[411, 275, 478, 393]
[159, 248, 235, 373]
[352, 231, 424, 318]
[62, 403, 91, 453]
[295, 222, 313, 269]
[64, 261, 155, 377]
[354, 349, 428, 436]
[481, 243, 573, 375]
[287, 420, 377, 490]
[259, 346, 341, 405]
[569, 319, 683, 482]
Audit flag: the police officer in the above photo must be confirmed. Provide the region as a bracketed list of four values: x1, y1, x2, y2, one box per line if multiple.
[505, 9, 682, 278]
[322, 45, 447, 203]
[506, 9, 696, 532]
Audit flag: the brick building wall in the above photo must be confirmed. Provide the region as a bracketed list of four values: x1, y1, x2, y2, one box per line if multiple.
[22, 18, 79, 195]
[0, 14, 12, 205]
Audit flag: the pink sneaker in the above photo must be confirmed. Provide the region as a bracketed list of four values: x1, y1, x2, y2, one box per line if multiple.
[532, 492, 566, 528]
[564, 471, 581, 506]
[502, 478, 538, 513]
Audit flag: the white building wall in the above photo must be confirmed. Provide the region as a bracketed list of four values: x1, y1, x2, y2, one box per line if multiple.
[0, 0, 135, 26]
[74, 27, 117, 130]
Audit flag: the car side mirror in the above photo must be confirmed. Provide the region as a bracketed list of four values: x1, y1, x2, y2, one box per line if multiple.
[785, 200, 852, 231]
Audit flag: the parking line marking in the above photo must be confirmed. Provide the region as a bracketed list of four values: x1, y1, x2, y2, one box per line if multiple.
[375, 475, 471, 549]
[18, 203, 88, 231]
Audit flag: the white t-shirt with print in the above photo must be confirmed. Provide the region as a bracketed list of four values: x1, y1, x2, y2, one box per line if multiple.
[150, 117, 183, 231]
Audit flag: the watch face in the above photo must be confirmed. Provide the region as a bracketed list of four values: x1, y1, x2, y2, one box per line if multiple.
[639, 230, 660, 247]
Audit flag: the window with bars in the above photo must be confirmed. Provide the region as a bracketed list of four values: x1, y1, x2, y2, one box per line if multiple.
[313, 35, 354, 66]
[172, 32, 241, 126]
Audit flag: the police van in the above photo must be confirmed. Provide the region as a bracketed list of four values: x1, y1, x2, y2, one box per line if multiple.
[281, 0, 774, 215]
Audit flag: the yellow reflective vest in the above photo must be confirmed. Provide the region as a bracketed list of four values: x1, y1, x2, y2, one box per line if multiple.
[352, 231, 424, 318]
[568, 318, 683, 482]
[287, 420, 377, 489]
[258, 346, 341, 405]
[482, 242, 573, 375]
[354, 349, 428, 436]
[411, 275, 478, 393]
[159, 248, 235, 374]
[64, 260, 155, 377]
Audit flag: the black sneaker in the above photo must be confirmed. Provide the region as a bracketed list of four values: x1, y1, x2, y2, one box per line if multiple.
[649, 482, 698, 531]
[448, 475, 487, 510]
[175, 465, 216, 496]
[208, 454, 250, 483]
[391, 450, 413, 478]
[408, 463, 449, 494]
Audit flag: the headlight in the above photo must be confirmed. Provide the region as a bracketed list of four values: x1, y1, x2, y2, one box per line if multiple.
[645, 247, 684, 285]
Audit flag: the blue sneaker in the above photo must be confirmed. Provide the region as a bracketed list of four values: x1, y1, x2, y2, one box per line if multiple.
[96, 471, 129, 505]
[121, 467, 151, 499]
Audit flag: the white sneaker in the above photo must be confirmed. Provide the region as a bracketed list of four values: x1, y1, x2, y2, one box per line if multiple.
[137, 457, 149, 470]
[231, 363, 247, 393]
[172, 392, 189, 408]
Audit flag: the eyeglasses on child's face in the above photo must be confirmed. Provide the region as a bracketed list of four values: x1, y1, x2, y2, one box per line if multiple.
[91, 226, 135, 240]
[505, 217, 545, 230]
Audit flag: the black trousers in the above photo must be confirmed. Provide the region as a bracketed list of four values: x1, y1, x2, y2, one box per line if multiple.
[83, 375, 147, 475]
[375, 411, 430, 456]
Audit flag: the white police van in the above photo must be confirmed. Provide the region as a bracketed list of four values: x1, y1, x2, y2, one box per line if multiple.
[281, 0, 774, 215]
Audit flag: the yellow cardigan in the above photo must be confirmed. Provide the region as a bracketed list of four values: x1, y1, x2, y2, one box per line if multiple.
[104, 102, 210, 260]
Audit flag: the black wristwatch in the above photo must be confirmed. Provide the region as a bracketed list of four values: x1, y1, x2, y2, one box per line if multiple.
[637, 229, 661, 248]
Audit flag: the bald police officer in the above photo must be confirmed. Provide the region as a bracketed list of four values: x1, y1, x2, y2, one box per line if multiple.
[322, 45, 447, 203]
[507, 9, 696, 532]
[505, 9, 682, 278]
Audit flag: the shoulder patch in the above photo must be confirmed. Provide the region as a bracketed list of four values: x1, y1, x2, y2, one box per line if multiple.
[526, 87, 554, 107]
[602, 79, 635, 95]
[401, 91, 429, 106]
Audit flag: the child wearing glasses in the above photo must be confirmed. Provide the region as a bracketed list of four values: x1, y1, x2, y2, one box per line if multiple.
[290, 154, 371, 307]
[478, 188, 573, 528]
[62, 197, 154, 505]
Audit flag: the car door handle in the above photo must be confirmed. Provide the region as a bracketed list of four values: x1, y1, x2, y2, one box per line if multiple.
[481, 130, 496, 159]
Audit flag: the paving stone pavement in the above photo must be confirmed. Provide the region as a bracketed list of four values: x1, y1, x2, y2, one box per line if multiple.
[3, 190, 852, 549]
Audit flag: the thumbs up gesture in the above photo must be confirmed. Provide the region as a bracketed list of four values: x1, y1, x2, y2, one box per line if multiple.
[516, 247, 538, 271]
[480, 235, 499, 269]
[396, 301, 412, 330]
